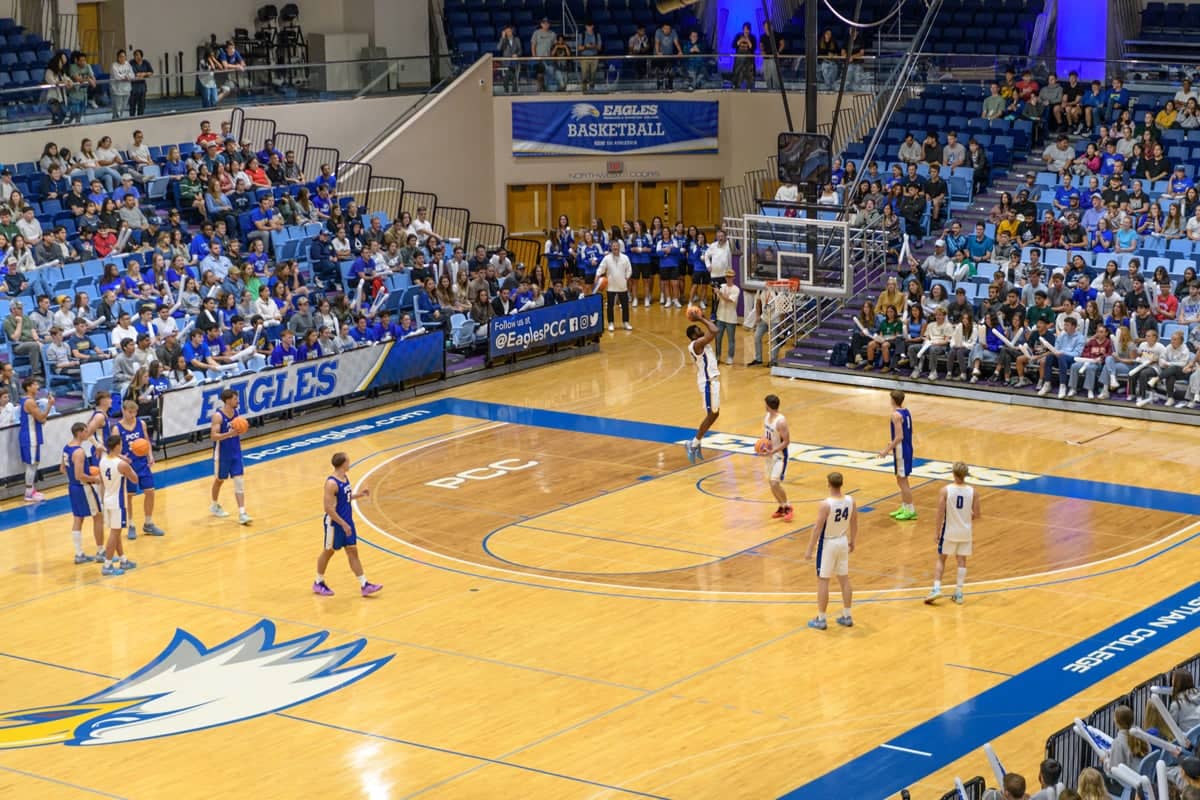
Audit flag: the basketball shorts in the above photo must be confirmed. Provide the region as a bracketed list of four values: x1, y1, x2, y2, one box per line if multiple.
[691, 270, 711, 285]
[104, 501, 126, 531]
[766, 451, 788, 482]
[215, 451, 244, 480]
[939, 536, 972, 557]
[632, 261, 653, 279]
[659, 266, 679, 281]
[324, 519, 357, 550]
[19, 437, 40, 466]
[894, 453, 913, 479]
[68, 484, 101, 518]
[816, 535, 850, 578]
[701, 379, 721, 414]
[126, 463, 154, 493]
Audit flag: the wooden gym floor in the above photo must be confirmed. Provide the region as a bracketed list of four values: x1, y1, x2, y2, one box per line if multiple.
[2, 305, 1200, 799]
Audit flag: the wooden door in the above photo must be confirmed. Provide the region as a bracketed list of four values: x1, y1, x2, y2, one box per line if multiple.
[680, 179, 722, 232]
[506, 184, 548, 238]
[637, 181, 678, 229]
[593, 182, 635, 233]
[77, 3, 102, 61]
[549, 183, 592, 236]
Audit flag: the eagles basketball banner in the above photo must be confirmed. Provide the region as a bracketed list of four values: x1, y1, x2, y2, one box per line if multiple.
[489, 295, 603, 358]
[159, 332, 445, 438]
[511, 101, 719, 156]
[0, 407, 92, 485]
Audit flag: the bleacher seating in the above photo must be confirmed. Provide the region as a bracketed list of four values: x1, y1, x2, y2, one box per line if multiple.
[0, 17, 53, 115]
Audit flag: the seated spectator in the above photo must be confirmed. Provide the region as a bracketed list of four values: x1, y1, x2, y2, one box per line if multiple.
[981, 83, 1005, 120]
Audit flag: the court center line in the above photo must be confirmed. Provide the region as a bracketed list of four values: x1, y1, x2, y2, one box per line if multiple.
[276, 712, 672, 800]
[0, 764, 130, 800]
[943, 663, 1015, 678]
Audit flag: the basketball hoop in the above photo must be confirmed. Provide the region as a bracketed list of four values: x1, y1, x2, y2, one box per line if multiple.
[764, 278, 802, 315]
[765, 279, 801, 291]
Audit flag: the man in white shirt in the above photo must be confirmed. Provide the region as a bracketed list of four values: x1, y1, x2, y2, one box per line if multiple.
[703, 228, 732, 287]
[1132, 329, 1167, 406]
[1042, 135, 1075, 174]
[488, 247, 514, 276]
[199, 241, 233, 282]
[110, 311, 138, 349]
[1187, 207, 1200, 241]
[16, 207, 42, 243]
[1150, 330, 1194, 407]
[919, 239, 959, 282]
[912, 307, 954, 380]
[127, 129, 155, 180]
[898, 134, 923, 164]
[409, 206, 437, 244]
[154, 305, 179, 340]
[1176, 79, 1199, 106]
[596, 240, 632, 331]
[774, 181, 799, 203]
[714, 275, 741, 365]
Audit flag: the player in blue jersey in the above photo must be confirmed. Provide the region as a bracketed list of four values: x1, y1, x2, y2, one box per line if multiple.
[878, 389, 917, 520]
[313, 452, 382, 597]
[111, 399, 166, 539]
[209, 388, 251, 524]
[18, 376, 55, 502]
[62, 422, 104, 564]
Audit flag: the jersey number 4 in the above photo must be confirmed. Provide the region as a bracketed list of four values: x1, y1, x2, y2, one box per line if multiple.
[833, 507, 849, 522]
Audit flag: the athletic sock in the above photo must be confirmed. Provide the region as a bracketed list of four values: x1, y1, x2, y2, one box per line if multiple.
[104, 558, 112, 568]
[238, 506, 246, 514]
[316, 573, 324, 584]
[816, 612, 826, 622]
[358, 574, 368, 587]
[956, 567, 967, 591]
[932, 580, 941, 593]
[690, 438, 700, 448]
[72, 530, 83, 556]
[904, 503, 915, 513]
[841, 607, 852, 618]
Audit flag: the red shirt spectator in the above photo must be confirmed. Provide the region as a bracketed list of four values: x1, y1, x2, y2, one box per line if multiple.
[1156, 289, 1178, 321]
[93, 228, 117, 257]
[1016, 72, 1040, 102]
[196, 120, 221, 148]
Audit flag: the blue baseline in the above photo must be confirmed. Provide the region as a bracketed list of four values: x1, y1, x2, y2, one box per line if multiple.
[780, 581, 1200, 799]
[3, 395, 1198, 528]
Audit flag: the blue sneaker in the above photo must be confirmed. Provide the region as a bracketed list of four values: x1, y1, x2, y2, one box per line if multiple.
[808, 617, 827, 630]
[74, 553, 94, 565]
[126, 526, 137, 540]
[101, 565, 125, 577]
[142, 522, 166, 536]
[684, 442, 696, 464]
[119, 559, 137, 570]
[836, 615, 854, 627]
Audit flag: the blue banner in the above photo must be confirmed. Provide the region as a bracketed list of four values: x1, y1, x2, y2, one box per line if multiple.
[367, 331, 446, 389]
[489, 296, 603, 358]
[512, 100, 718, 156]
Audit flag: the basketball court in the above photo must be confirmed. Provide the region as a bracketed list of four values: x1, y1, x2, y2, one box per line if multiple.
[3, 309, 1200, 799]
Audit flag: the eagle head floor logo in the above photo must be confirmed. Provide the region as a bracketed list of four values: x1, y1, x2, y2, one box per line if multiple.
[570, 103, 601, 121]
[0, 620, 391, 749]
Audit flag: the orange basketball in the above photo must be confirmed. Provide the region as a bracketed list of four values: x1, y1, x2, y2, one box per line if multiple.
[595, 276, 608, 293]
[231, 416, 250, 435]
[755, 437, 772, 455]
[130, 438, 151, 458]
[686, 305, 702, 321]
[86, 464, 98, 476]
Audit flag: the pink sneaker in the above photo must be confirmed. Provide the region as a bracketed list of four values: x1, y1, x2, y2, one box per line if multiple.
[24, 489, 46, 503]
[361, 582, 383, 597]
[312, 581, 334, 596]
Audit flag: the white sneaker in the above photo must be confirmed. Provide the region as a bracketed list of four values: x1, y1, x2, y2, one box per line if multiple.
[930, 372, 940, 381]
[659, 295, 665, 305]
[699, 301, 707, 310]
[1147, 376, 1159, 389]
[1189, 399, 1198, 409]
[911, 368, 921, 379]
[1109, 375, 1119, 389]
[623, 322, 632, 331]
[1038, 383, 1051, 396]
[608, 323, 614, 331]
[1098, 388, 1110, 400]
[725, 356, 734, 365]
[969, 374, 979, 383]
[1136, 395, 1151, 407]
[238, 511, 252, 525]
[211, 503, 229, 518]
[631, 297, 639, 308]
[1016, 377, 1033, 387]
[1057, 386, 1068, 399]
[644, 296, 652, 306]
[1175, 398, 1190, 408]
[1087, 390, 1095, 399]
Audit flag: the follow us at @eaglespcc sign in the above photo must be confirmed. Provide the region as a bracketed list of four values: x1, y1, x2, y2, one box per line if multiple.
[512, 101, 718, 157]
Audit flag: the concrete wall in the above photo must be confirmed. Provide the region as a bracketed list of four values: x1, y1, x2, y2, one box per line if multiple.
[0, 94, 421, 163]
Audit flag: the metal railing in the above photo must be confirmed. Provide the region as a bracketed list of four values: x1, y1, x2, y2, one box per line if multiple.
[0, 55, 448, 134]
[938, 776, 987, 800]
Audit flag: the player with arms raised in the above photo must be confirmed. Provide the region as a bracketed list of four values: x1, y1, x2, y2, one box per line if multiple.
[684, 310, 720, 463]
[878, 389, 917, 520]
[762, 394, 792, 521]
[925, 461, 979, 605]
[209, 388, 251, 524]
[313, 452, 382, 597]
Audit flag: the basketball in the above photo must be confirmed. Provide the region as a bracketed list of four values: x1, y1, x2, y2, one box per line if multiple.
[130, 438, 151, 458]
[595, 275, 608, 293]
[86, 464, 98, 476]
[755, 437, 772, 455]
[231, 416, 250, 435]
[686, 305, 702, 321]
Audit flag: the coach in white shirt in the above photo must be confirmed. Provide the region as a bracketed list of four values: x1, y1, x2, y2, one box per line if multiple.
[703, 228, 733, 286]
[597, 240, 632, 331]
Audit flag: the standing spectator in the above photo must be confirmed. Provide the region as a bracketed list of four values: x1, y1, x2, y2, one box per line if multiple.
[732, 22, 757, 90]
[684, 30, 707, 90]
[42, 52, 71, 125]
[547, 34, 573, 91]
[109, 49, 135, 119]
[66, 51, 95, 123]
[628, 25, 651, 81]
[714, 274, 740, 365]
[129, 49, 152, 116]
[530, 18, 557, 92]
[198, 48, 221, 108]
[216, 40, 246, 103]
[497, 25, 522, 93]
[761, 21, 782, 91]
[654, 22, 681, 91]
[596, 240, 631, 331]
[579, 21, 602, 92]
[816, 28, 840, 90]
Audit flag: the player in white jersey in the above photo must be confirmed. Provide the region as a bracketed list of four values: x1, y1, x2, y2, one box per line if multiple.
[762, 394, 792, 522]
[684, 313, 721, 463]
[925, 461, 979, 605]
[97, 434, 139, 577]
[805, 472, 858, 630]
